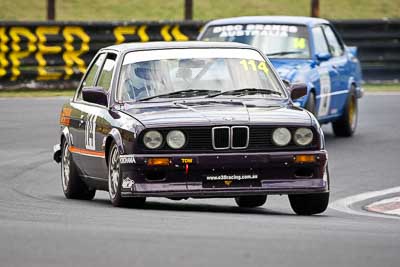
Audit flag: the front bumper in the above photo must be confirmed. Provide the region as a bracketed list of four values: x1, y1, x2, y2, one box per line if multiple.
[120, 150, 329, 197]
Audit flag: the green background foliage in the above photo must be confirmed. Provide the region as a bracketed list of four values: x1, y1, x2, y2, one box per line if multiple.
[0, 0, 399, 21]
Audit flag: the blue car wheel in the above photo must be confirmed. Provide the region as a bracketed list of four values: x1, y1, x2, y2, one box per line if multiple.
[332, 85, 358, 137]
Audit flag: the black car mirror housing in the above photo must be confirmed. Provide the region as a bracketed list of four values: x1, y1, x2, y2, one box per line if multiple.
[282, 79, 291, 88]
[290, 83, 307, 100]
[82, 86, 108, 107]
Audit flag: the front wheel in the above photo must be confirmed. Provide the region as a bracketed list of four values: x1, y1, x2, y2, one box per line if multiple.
[288, 192, 329, 215]
[235, 195, 267, 208]
[108, 142, 145, 207]
[332, 87, 358, 137]
[61, 141, 96, 200]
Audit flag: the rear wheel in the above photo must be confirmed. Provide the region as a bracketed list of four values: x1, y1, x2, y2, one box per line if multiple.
[61, 141, 96, 200]
[288, 192, 329, 215]
[235, 195, 267, 208]
[108, 142, 146, 207]
[332, 87, 358, 137]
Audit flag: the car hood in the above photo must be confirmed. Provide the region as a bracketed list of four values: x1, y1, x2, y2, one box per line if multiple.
[270, 59, 313, 82]
[123, 99, 312, 128]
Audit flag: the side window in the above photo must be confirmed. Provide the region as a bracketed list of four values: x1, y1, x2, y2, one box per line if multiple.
[83, 53, 106, 87]
[76, 53, 106, 100]
[312, 26, 329, 55]
[97, 53, 117, 92]
[322, 25, 344, 57]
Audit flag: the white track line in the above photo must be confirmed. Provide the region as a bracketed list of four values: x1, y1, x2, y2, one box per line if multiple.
[329, 186, 400, 220]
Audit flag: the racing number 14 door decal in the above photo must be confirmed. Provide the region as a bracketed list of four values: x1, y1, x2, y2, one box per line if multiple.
[85, 114, 97, 150]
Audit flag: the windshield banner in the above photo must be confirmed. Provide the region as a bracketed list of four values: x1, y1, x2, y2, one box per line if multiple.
[212, 24, 300, 37]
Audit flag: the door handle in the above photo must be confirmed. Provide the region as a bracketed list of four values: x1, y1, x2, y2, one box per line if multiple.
[79, 115, 85, 127]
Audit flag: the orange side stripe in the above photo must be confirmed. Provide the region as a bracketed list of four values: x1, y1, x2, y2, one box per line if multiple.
[69, 146, 105, 158]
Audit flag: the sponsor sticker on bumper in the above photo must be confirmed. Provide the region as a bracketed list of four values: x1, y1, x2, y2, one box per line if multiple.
[206, 174, 258, 181]
[120, 155, 136, 164]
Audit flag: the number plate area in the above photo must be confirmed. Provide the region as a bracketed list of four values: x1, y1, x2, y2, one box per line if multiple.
[202, 171, 261, 188]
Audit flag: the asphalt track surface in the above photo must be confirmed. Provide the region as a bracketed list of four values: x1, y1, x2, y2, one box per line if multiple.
[0, 95, 399, 267]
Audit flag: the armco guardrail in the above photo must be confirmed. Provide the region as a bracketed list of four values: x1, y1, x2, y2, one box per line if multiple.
[333, 19, 400, 82]
[0, 19, 398, 88]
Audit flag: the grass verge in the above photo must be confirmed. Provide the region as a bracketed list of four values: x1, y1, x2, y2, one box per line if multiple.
[363, 84, 400, 92]
[0, 0, 399, 21]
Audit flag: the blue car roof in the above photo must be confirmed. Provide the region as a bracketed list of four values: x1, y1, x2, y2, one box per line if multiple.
[205, 16, 330, 27]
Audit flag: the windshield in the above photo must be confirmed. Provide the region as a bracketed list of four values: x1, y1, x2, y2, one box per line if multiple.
[117, 48, 285, 102]
[201, 24, 310, 59]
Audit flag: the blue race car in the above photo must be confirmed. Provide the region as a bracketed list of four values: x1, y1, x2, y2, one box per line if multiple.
[198, 16, 363, 137]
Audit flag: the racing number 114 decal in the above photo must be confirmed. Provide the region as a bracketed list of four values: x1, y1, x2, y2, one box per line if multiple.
[85, 114, 97, 150]
[239, 59, 269, 75]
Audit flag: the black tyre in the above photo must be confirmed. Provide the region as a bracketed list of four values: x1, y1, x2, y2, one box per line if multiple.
[235, 195, 267, 208]
[108, 142, 146, 207]
[332, 86, 358, 137]
[288, 192, 329, 215]
[61, 141, 96, 200]
[304, 91, 316, 116]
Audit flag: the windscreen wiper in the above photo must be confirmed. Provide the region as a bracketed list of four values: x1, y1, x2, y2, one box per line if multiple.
[207, 88, 282, 98]
[267, 51, 303, 56]
[139, 89, 221, 101]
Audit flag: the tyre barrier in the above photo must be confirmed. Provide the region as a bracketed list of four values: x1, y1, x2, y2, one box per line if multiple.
[0, 19, 398, 88]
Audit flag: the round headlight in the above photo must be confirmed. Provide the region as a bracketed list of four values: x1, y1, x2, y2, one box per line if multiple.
[294, 128, 313, 146]
[166, 130, 186, 149]
[272, 127, 291, 146]
[143, 131, 163, 149]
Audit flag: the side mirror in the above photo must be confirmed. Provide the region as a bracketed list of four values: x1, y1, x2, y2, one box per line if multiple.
[289, 83, 307, 100]
[82, 86, 108, 107]
[316, 52, 331, 62]
[346, 46, 358, 57]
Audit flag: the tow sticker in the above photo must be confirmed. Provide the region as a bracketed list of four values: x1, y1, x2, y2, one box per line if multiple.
[181, 158, 193, 164]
